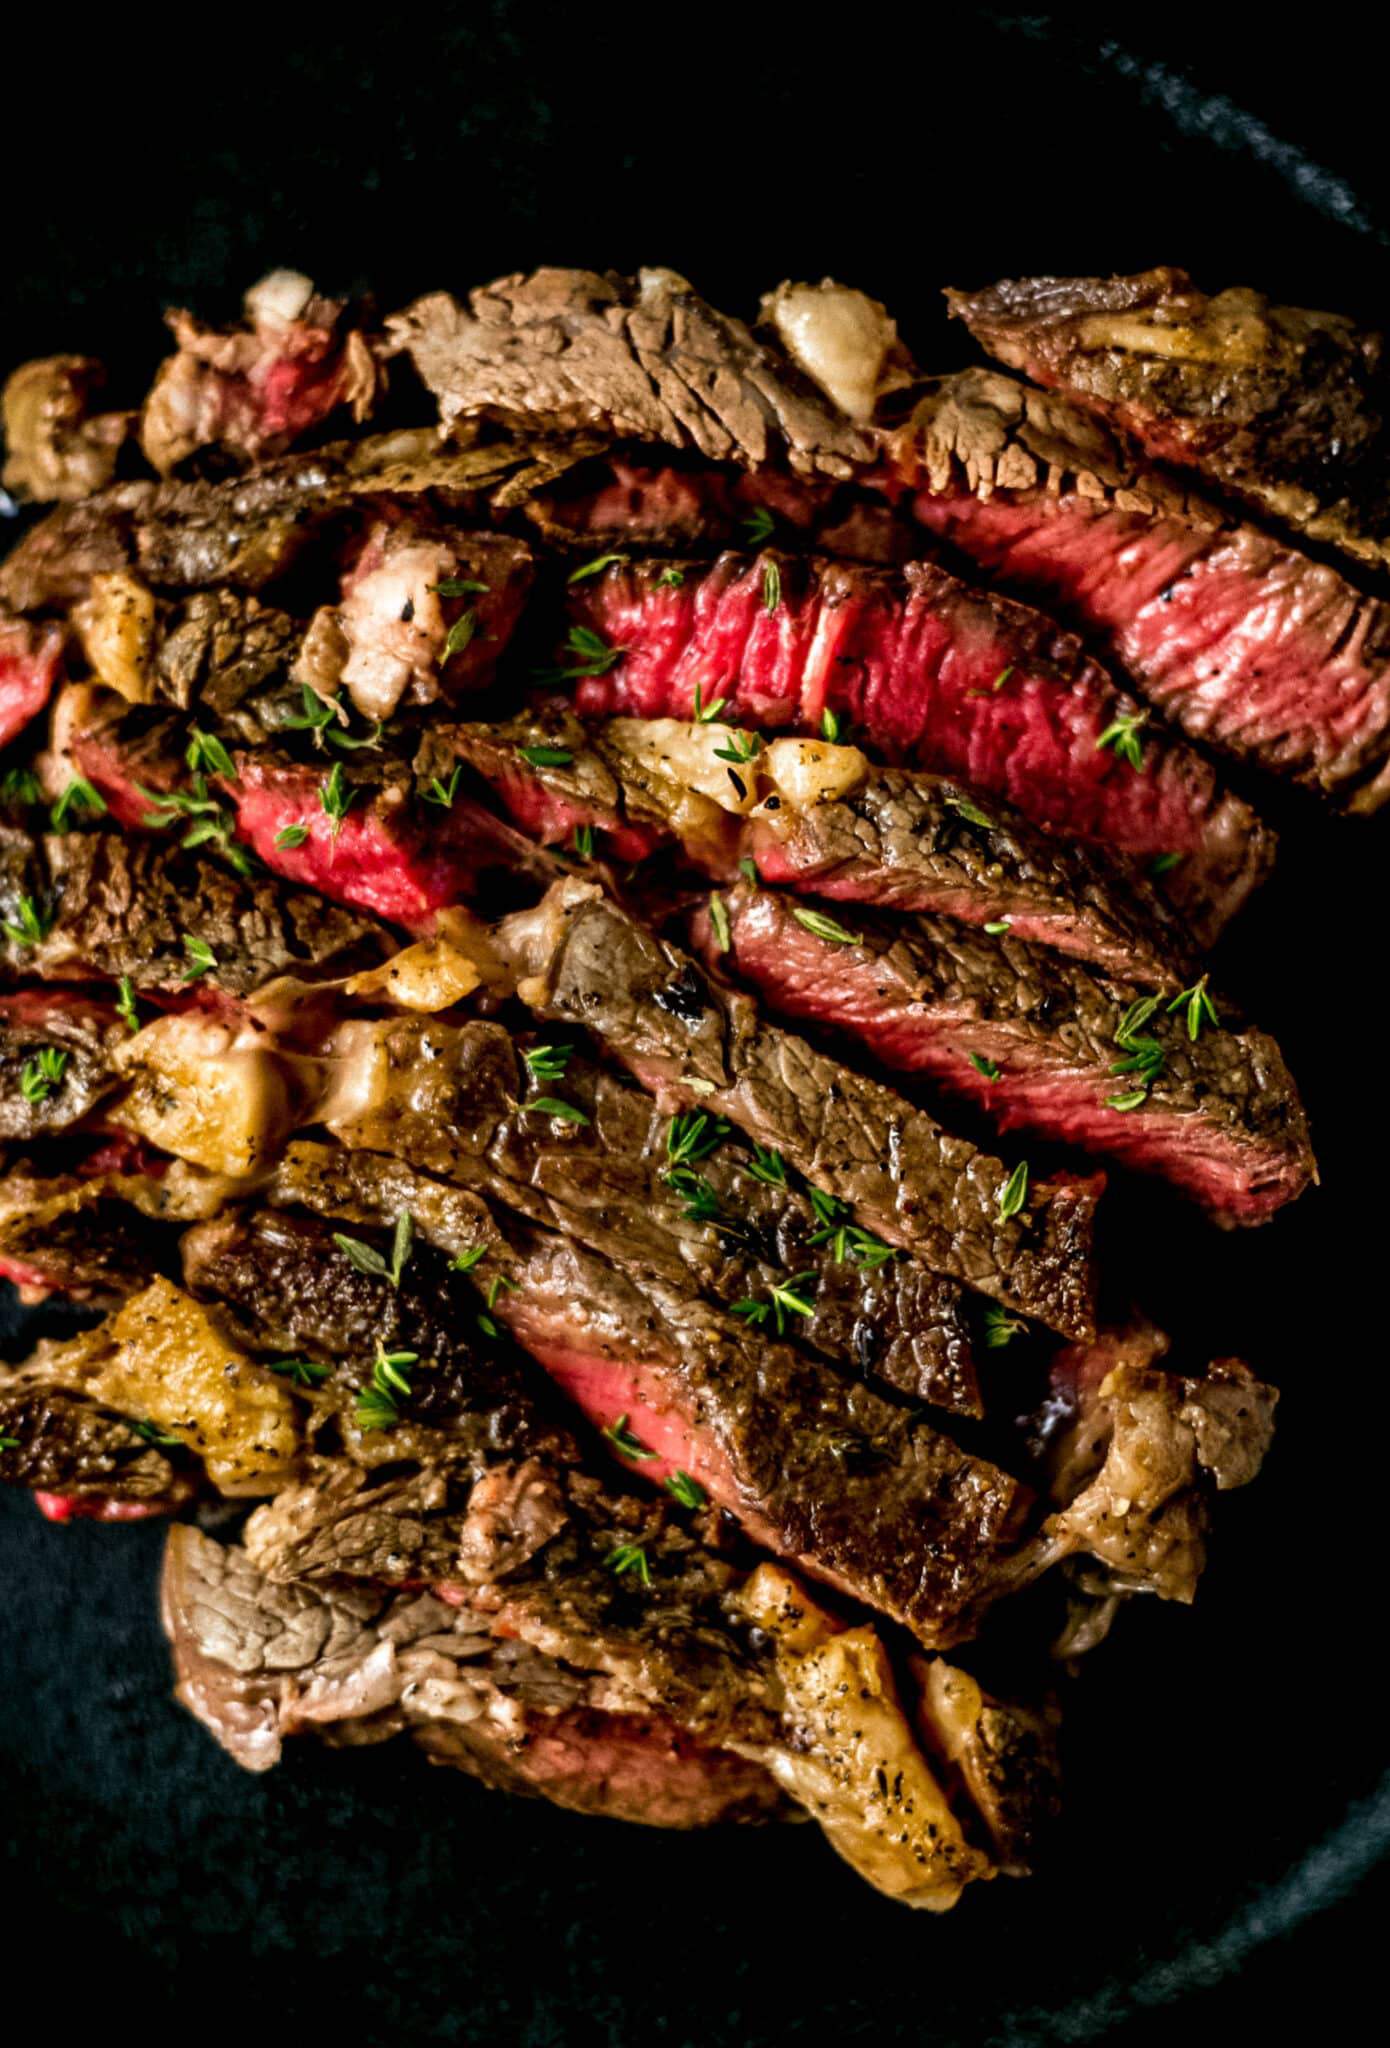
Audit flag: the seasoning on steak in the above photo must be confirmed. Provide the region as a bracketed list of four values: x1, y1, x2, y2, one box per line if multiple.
[433, 707, 1191, 986]
[253, 1137, 1027, 1645]
[0, 1379, 192, 1510]
[691, 883, 1314, 1226]
[34, 830, 386, 995]
[948, 268, 1390, 571]
[896, 366, 1390, 814]
[291, 1007, 983, 1414]
[140, 270, 382, 477]
[501, 880, 1101, 1339]
[0, 1153, 231, 1300]
[564, 549, 1273, 939]
[387, 268, 876, 479]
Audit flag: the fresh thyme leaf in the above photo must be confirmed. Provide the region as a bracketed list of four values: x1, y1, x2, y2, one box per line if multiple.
[274, 822, 310, 848]
[116, 976, 140, 1033]
[663, 1165, 723, 1223]
[1106, 1088, 1150, 1112]
[267, 1357, 329, 1387]
[767, 1272, 816, 1333]
[741, 506, 776, 545]
[1150, 851, 1184, 877]
[567, 553, 624, 583]
[693, 683, 727, 724]
[730, 1298, 769, 1326]
[712, 728, 761, 765]
[526, 1094, 590, 1125]
[1167, 973, 1220, 1041]
[326, 721, 384, 754]
[983, 1304, 1027, 1349]
[744, 1143, 785, 1186]
[280, 684, 339, 738]
[997, 1161, 1029, 1222]
[791, 907, 858, 945]
[430, 577, 489, 597]
[761, 559, 782, 613]
[412, 761, 460, 806]
[185, 727, 237, 780]
[820, 707, 844, 742]
[946, 793, 995, 830]
[451, 1245, 487, 1274]
[541, 624, 627, 681]
[970, 1053, 1001, 1081]
[992, 665, 1015, 692]
[1095, 708, 1149, 770]
[1114, 996, 1162, 1048]
[485, 1273, 515, 1311]
[180, 936, 216, 982]
[665, 1469, 706, 1510]
[476, 1310, 501, 1340]
[49, 776, 108, 832]
[738, 857, 759, 887]
[807, 1188, 843, 1227]
[571, 822, 595, 860]
[666, 1112, 728, 1167]
[131, 1419, 181, 1447]
[602, 1412, 656, 1461]
[442, 611, 477, 661]
[1, 766, 42, 807]
[354, 1342, 421, 1432]
[333, 1211, 413, 1287]
[19, 1046, 68, 1104]
[655, 567, 686, 588]
[518, 744, 574, 768]
[0, 1434, 19, 1451]
[319, 761, 352, 836]
[608, 1542, 652, 1587]
[983, 918, 1012, 936]
[523, 1043, 574, 1081]
[708, 893, 731, 954]
[3, 895, 49, 949]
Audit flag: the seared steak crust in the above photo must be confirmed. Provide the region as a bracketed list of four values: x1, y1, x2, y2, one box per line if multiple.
[503, 882, 1100, 1338]
[0, 1381, 185, 1503]
[948, 268, 1390, 569]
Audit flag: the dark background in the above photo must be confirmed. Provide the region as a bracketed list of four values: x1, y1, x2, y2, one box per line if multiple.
[3, 10, 1387, 2041]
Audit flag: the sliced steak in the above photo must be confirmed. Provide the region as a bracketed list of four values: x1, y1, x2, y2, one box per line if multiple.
[388, 267, 874, 478]
[0, 1381, 191, 1510]
[434, 708, 1189, 985]
[948, 268, 1390, 571]
[179, 1205, 569, 1476]
[691, 884, 1314, 1225]
[897, 366, 1390, 813]
[500, 880, 1101, 1338]
[35, 830, 385, 995]
[564, 550, 1272, 937]
[0, 610, 65, 749]
[140, 270, 382, 476]
[289, 1008, 982, 1414]
[0, 990, 125, 1139]
[2, 353, 132, 504]
[256, 1139, 1027, 1646]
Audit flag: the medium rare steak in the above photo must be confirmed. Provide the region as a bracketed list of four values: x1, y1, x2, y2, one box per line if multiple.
[0, 610, 64, 750]
[33, 830, 385, 994]
[500, 880, 1101, 1338]
[897, 366, 1390, 813]
[252, 1141, 1027, 1645]
[690, 884, 1314, 1225]
[0, 991, 125, 1139]
[434, 708, 1191, 986]
[948, 268, 1390, 571]
[293, 1010, 982, 1414]
[564, 550, 1272, 937]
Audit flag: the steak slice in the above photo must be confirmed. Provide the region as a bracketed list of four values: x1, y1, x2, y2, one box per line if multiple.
[295, 1009, 982, 1414]
[0, 1381, 192, 1511]
[433, 708, 1190, 986]
[690, 884, 1314, 1226]
[500, 880, 1101, 1338]
[34, 830, 385, 995]
[948, 268, 1390, 571]
[387, 267, 874, 479]
[564, 549, 1271, 938]
[0, 610, 64, 750]
[896, 366, 1390, 813]
[257, 1139, 1027, 1646]
[0, 990, 125, 1140]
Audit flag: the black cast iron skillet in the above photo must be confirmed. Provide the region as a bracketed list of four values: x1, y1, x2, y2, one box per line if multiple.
[3, 14, 1385, 2042]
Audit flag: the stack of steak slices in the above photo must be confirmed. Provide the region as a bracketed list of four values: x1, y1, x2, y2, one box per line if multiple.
[3, 258, 1334, 1907]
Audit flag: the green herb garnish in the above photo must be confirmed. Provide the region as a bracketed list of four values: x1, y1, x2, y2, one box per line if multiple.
[116, 976, 140, 1033]
[267, 1357, 330, 1388]
[665, 1470, 706, 1510]
[742, 507, 776, 546]
[422, 765, 462, 809]
[526, 1095, 590, 1125]
[761, 559, 782, 613]
[667, 1112, 729, 1168]
[185, 727, 237, 780]
[1095, 708, 1149, 770]
[524, 1043, 574, 1081]
[608, 1542, 652, 1587]
[275, 821, 310, 848]
[602, 1412, 656, 1461]
[1150, 851, 1184, 878]
[354, 1342, 419, 1432]
[571, 822, 595, 860]
[970, 1053, 1001, 1081]
[708, 893, 731, 954]
[693, 683, 727, 725]
[997, 1161, 1029, 1222]
[744, 1143, 785, 1186]
[450, 1245, 487, 1275]
[19, 1046, 68, 1104]
[984, 918, 1012, 936]
[517, 744, 574, 768]
[442, 611, 477, 661]
[3, 895, 49, 949]
[319, 761, 352, 837]
[332, 1210, 414, 1288]
[946, 794, 995, 830]
[49, 776, 108, 832]
[820, 707, 844, 742]
[791, 907, 858, 946]
[567, 553, 624, 583]
[180, 936, 216, 983]
[542, 624, 627, 681]
[983, 1304, 1027, 1349]
[1167, 973, 1219, 1042]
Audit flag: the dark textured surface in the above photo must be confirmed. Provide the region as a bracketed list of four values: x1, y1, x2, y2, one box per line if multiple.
[3, 10, 1386, 2041]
